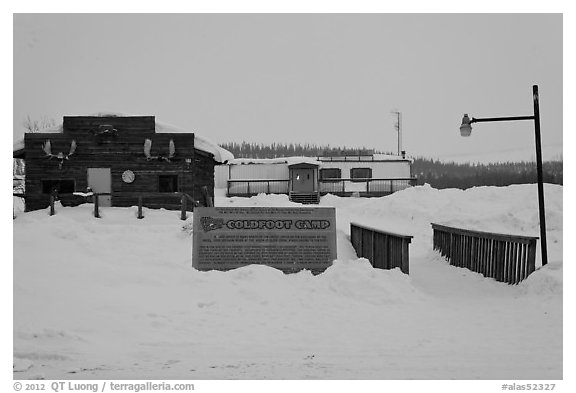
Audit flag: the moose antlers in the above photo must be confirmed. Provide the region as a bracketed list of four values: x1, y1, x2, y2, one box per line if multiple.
[144, 139, 175, 162]
[42, 140, 77, 169]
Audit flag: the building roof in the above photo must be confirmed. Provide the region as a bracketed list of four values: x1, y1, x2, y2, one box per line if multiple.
[227, 154, 411, 166]
[228, 156, 321, 166]
[13, 113, 234, 163]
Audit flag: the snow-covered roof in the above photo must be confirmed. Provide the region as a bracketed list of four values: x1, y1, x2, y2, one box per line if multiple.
[153, 118, 234, 163]
[13, 112, 234, 163]
[229, 156, 321, 166]
[13, 139, 24, 153]
[318, 153, 411, 162]
[227, 153, 412, 166]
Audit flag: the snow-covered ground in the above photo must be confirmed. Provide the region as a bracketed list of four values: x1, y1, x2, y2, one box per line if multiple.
[12, 184, 562, 380]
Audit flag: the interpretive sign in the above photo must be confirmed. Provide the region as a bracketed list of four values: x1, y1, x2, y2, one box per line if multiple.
[192, 207, 337, 273]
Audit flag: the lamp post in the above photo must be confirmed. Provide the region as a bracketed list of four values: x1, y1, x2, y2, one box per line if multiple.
[459, 84, 548, 266]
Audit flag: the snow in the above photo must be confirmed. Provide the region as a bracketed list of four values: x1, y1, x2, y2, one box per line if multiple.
[227, 154, 410, 167]
[229, 156, 321, 166]
[12, 112, 234, 163]
[12, 184, 563, 380]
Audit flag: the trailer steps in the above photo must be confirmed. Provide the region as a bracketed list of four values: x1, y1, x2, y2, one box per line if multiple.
[289, 192, 320, 205]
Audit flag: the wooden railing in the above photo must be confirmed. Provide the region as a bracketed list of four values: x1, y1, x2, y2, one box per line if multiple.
[45, 191, 208, 220]
[431, 223, 539, 284]
[350, 222, 413, 274]
[227, 179, 289, 196]
[226, 177, 416, 197]
[319, 178, 416, 195]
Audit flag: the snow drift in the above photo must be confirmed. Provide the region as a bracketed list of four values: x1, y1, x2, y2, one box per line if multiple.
[13, 184, 562, 379]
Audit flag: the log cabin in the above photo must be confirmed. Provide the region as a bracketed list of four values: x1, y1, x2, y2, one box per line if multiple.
[13, 114, 233, 212]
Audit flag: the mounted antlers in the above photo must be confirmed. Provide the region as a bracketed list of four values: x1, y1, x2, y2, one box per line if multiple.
[144, 139, 175, 162]
[42, 140, 77, 169]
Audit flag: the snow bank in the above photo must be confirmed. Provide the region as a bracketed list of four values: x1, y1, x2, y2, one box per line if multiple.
[13, 184, 563, 379]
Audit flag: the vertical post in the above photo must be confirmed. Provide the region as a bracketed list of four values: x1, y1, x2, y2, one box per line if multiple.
[180, 194, 187, 220]
[94, 194, 100, 218]
[527, 239, 537, 276]
[49, 191, 56, 216]
[398, 111, 402, 156]
[532, 85, 548, 266]
[393, 111, 402, 156]
[404, 239, 410, 274]
[137, 196, 143, 219]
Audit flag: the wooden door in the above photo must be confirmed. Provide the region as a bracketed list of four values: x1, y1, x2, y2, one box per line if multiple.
[87, 168, 112, 207]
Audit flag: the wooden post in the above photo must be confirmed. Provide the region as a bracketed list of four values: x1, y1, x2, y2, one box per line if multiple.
[401, 238, 410, 274]
[94, 194, 100, 218]
[527, 239, 537, 276]
[201, 186, 213, 207]
[137, 196, 143, 219]
[180, 194, 187, 220]
[49, 191, 56, 216]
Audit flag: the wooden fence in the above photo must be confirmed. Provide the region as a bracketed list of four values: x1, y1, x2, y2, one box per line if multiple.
[45, 191, 207, 220]
[431, 223, 539, 284]
[350, 222, 412, 274]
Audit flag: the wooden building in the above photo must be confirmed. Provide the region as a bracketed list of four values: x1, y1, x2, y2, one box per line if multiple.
[13, 115, 233, 212]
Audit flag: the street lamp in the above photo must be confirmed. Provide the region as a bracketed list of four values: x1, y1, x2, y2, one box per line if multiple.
[459, 84, 548, 266]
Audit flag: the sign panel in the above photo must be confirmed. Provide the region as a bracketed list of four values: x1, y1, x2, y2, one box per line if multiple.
[192, 207, 337, 273]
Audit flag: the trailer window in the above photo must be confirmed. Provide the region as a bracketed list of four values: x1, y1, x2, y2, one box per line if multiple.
[320, 168, 341, 181]
[350, 168, 372, 181]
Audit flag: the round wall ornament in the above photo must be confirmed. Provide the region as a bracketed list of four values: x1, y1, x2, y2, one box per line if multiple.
[122, 170, 135, 183]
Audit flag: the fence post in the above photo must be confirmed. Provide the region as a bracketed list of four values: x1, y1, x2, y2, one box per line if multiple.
[527, 239, 537, 276]
[401, 238, 410, 274]
[180, 194, 187, 220]
[49, 191, 56, 216]
[137, 196, 143, 219]
[94, 194, 100, 218]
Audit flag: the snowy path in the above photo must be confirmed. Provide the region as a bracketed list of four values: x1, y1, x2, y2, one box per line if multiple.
[13, 185, 562, 379]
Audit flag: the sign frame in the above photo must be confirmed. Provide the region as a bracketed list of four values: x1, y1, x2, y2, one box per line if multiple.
[192, 206, 337, 273]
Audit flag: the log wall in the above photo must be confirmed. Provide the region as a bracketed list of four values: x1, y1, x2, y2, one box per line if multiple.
[23, 116, 215, 211]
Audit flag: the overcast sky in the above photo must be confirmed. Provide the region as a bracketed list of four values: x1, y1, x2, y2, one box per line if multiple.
[13, 13, 562, 162]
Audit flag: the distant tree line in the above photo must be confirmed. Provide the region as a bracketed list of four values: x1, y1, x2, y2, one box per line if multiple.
[219, 141, 563, 189]
[412, 158, 562, 189]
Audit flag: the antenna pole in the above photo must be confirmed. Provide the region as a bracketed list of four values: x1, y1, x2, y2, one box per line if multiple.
[392, 111, 402, 156]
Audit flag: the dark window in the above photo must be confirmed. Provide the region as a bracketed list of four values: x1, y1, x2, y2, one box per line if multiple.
[320, 168, 341, 181]
[350, 168, 372, 181]
[42, 179, 75, 194]
[159, 175, 178, 192]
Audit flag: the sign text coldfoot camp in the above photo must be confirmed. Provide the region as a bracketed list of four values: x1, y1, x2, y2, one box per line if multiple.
[225, 219, 331, 230]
